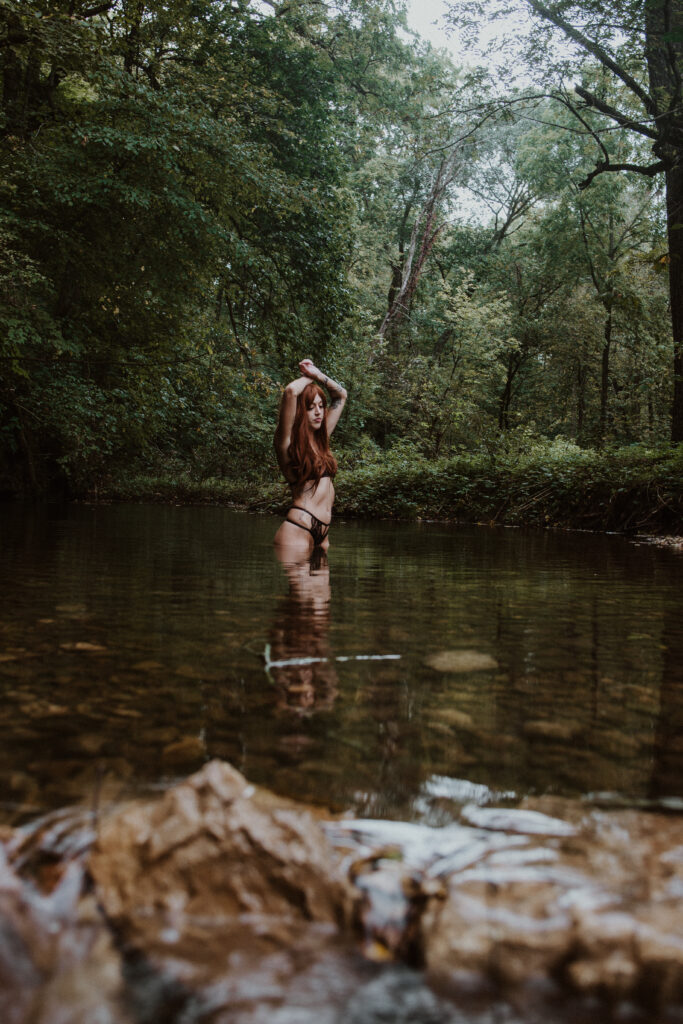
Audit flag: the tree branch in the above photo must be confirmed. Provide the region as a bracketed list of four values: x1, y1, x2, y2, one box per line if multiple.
[78, 2, 116, 17]
[556, 86, 611, 166]
[574, 85, 659, 141]
[578, 159, 667, 189]
[527, 1, 658, 116]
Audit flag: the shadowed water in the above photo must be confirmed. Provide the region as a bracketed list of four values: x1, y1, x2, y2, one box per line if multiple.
[1, 503, 682, 825]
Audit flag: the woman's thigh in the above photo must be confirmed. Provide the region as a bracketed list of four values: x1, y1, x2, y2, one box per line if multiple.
[274, 520, 314, 554]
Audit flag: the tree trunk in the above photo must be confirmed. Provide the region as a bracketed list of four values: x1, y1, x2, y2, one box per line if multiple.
[531, 0, 683, 443]
[599, 306, 613, 445]
[498, 355, 516, 430]
[642, 0, 683, 440]
[576, 357, 586, 440]
[123, 0, 145, 74]
[378, 150, 461, 345]
[666, 163, 683, 442]
[2, 13, 30, 136]
[10, 399, 39, 494]
[386, 262, 402, 316]
[385, 263, 403, 354]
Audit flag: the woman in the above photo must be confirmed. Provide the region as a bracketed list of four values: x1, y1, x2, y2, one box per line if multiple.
[274, 358, 347, 554]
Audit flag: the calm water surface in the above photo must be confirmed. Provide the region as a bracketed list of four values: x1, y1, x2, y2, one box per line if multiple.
[1, 503, 682, 824]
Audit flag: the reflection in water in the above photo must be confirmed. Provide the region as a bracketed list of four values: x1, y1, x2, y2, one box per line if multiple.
[652, 602, 683, 797]
[268, 548, 338, 717]
[1, 503, 683, 821]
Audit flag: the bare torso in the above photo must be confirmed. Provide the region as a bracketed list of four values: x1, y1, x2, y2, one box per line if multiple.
[292, 475, 335, 522]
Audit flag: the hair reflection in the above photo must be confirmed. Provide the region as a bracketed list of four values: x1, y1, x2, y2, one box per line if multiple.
[269, 546, 338, 716]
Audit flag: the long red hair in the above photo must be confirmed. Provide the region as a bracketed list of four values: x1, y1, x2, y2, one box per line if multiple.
[287, 382, 337, 489]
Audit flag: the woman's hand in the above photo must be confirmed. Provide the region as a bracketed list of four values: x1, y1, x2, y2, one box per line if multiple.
[298, 358, 320, 381]
[298, 358, 347, 434]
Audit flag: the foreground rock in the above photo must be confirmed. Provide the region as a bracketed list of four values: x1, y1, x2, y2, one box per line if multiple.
[331, 799, 683, 1007]
[0, 812, 129, 1024]
[91, 759, 350, 927]
[89, 759, 353, 1004]
[2, 762, 683, 1021]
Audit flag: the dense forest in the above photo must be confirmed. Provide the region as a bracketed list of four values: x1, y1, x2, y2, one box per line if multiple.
[1, 0, 682, 529]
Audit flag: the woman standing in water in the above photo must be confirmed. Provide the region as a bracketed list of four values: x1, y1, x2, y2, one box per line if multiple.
[274, 358, 347, 554]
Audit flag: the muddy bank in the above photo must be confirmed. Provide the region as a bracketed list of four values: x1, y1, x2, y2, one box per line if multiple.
[2, 761, 683, 1022]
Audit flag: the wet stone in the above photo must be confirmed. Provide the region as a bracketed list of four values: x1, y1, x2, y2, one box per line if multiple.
[458, 806, 579, 837]
[0, 835, 128, 1024]
[1, 760, 683, 1019]
[523, 720, 582, 742]
[161, 736, 207, 764]
[424, 651, 499, 674]
[591, 730, 643, 759]
[59, 641, 107, 653]
[90, 760, 353, 948]
[434, 709, 475, 730]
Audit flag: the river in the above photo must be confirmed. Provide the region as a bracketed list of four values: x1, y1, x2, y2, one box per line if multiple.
[1, 503, 682, 1023]
[1, 503, 681, 821]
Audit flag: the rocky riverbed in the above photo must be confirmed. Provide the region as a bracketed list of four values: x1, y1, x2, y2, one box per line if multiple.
[2, 760, 683, 1023]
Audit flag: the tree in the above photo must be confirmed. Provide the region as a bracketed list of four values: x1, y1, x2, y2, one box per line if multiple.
[0, 0, 359, 488]
[514, 93, 663, 442]
[448, 0, 683, 441]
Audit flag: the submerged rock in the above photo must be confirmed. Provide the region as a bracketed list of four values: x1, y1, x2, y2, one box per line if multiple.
[424, 649, 499, 673]
[523, 719, 582, 741]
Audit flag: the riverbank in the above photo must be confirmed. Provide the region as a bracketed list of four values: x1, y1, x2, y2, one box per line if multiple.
[97, 441, 683, 535]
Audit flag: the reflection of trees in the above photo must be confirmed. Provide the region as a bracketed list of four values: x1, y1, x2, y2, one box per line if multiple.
[269, 550, 338, 717]
[651, 602, 683, 798]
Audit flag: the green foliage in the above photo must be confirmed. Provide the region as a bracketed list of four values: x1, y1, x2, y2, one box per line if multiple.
[0, 0, 360, 490]
[333, 438, 683, 533]
[0, 0, 678, 528]
[104, 437, 683, 534]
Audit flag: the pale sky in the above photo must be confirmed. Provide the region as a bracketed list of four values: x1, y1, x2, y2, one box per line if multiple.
[402, 0, 535, 75]
[403, 0, 457, 55]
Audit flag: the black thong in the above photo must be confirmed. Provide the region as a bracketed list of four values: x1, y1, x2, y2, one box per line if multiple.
[286, 505, 331, 547]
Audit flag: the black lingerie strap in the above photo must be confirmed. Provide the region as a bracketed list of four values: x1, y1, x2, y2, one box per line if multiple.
[286, 506, 330, 547]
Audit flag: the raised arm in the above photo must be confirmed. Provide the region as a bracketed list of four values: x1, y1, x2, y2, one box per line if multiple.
[274, 376, 310, 480]
[299, 359, 348, 435]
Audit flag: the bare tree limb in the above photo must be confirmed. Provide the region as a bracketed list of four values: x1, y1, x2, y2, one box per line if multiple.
[79, 2, 116, 18]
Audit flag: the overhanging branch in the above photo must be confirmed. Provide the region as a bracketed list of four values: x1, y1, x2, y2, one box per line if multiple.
[527, 0, 658, 118]
[79, 2, 116, 17]
[574, 85, 659, 141]
[579, 158, 667, 189]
